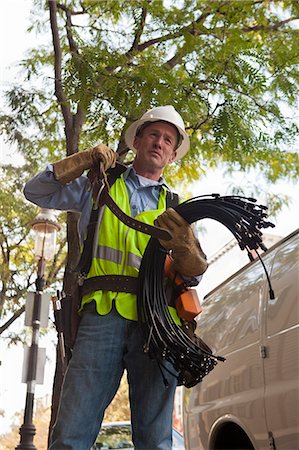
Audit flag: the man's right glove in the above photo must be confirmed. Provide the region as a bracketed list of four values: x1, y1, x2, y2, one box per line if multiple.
[155, 208, 208, 277]
[53, 144, 116, 184]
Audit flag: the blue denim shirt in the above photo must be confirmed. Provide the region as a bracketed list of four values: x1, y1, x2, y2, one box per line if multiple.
[24, 165, 168, 243]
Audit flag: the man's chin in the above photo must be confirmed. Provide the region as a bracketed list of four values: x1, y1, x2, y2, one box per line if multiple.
[148, 158, 164, 169]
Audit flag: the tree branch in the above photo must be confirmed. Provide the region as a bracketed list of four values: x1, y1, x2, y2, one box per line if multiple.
[10, 231, 31, 251]
[57, 2, 86, 16]
[126, 6, 213, 57]
[131, 28, 183, 53]
[57, 1, 86, 153]
[145, 9, 214, 70]
[48, 0, 73, 148]
[129, 4, 149, 53]
[242, 16, 299, 33]
[163, 14, 299, 70]
[191, 101, 226, 131]
[135, 10, 299, 70]
[62, 4, 80, 56]
[0, 305, 25, 335]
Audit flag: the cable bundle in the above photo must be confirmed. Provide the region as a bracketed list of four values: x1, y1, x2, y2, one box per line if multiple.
[137, 194, 275, 387]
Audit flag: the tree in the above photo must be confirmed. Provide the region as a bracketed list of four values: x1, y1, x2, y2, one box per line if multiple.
[2, 1, 298, 175]
[2, 0, 299, 294]
[0, 164, 67, 333]
[1, 0, 299, 439]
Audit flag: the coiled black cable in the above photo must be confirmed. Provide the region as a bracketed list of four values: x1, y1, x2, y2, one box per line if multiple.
[137, 194, 275, 387]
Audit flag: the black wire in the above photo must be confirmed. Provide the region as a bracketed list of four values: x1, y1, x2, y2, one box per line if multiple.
[137, 194, 275, 387]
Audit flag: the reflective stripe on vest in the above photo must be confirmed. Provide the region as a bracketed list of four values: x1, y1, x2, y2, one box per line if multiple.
[96, 245, 123, 265]
[95, 246, 141, 269]
[127, 252, 142, 269]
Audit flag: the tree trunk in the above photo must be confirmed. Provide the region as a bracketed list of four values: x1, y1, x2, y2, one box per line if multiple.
[47, 344, 72, 446]
[48, 3, 84, 434]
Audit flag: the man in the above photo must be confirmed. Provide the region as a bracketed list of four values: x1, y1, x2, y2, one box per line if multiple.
[24, 105, 208, 450]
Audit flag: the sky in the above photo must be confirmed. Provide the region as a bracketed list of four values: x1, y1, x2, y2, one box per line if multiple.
[0, 0, 298, 436]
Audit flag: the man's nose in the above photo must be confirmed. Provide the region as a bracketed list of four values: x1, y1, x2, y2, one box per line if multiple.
[153, 135, 163, 147]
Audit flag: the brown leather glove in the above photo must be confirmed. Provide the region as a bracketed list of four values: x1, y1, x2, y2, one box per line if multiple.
[154, 208, 208, 277]
[53, 144, 116, 184]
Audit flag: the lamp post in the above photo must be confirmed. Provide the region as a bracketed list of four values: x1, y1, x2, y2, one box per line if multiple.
[16, 209, 60, 450]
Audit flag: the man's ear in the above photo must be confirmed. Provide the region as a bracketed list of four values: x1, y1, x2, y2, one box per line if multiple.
[169, 151, 177, 164]
[133, 135, 140, 150]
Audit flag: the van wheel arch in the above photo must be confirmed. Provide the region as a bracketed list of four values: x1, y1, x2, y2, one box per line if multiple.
[210, 421, 255, 450]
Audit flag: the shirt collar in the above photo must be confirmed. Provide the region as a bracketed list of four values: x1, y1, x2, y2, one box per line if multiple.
[123, 166, 169, 189]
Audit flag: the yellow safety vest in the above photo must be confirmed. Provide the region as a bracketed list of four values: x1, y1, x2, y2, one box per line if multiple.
[81, 174, 181, 323]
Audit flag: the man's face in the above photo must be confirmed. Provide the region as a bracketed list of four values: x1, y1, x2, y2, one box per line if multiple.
[133, 121, 178, 173]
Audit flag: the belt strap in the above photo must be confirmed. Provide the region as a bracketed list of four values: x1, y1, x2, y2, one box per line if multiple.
[81, 275, 138, 296]
[101, 188, 172, 241]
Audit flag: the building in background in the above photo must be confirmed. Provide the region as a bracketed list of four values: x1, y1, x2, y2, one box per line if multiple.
[197, 233, 282, 299]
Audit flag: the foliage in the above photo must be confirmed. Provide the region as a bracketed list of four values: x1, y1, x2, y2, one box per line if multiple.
[103, 374, 130, 422]
[0, 163, 67, 330]
[0, 0, 298, 182]
[0, 377, 130, 450]
[0, 399, 51, 450]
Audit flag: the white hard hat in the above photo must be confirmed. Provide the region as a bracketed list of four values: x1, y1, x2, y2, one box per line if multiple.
[125, 105, 190, 161]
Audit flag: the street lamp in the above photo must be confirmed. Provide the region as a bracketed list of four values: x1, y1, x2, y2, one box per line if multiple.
[16, 209, 60, 450]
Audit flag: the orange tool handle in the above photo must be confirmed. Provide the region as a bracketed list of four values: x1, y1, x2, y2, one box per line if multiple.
[164, 255, 203, 320]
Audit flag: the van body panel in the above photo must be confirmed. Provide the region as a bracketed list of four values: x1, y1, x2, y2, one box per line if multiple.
[183, 230, 299, 450]
[263, 234, 299, 449]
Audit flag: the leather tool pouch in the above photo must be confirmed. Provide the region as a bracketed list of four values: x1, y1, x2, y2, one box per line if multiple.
[60, 272, 82, 350]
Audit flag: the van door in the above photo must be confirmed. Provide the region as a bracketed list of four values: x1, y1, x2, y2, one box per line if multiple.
[262, 231, 299, 449]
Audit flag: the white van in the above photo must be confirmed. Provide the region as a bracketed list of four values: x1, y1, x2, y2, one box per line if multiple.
[183, 229, 299, 450]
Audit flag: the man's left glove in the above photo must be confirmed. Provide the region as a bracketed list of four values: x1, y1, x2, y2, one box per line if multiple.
[154, 208, 208, 277]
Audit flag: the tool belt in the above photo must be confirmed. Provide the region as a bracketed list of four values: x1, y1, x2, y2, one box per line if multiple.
[81, 275, 138, 296]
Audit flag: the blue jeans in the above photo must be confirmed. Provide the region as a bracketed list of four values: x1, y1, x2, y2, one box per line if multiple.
[49, 303, 178, 450]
